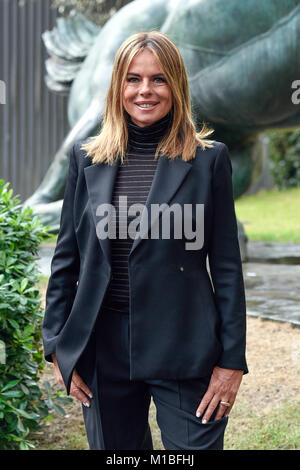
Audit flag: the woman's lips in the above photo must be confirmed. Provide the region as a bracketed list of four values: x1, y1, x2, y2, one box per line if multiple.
[135, 103, 159, 110]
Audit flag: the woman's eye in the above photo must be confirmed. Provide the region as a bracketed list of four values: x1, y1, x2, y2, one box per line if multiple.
[127, 77, 166, 83]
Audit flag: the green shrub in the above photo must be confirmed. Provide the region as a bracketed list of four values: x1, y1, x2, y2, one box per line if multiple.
[268, 130, 300, 189]
[0, 180, 71, 450]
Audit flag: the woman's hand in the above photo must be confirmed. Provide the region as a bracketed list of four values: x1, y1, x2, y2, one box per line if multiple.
[51, 353, 93, 407]
[196, 366, 243, 422]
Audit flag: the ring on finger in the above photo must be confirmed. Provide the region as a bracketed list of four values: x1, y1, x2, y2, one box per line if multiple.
[220, 400, 231, 407]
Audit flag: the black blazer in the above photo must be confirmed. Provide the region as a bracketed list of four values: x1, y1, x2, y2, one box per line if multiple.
[42, 140, 248, 394]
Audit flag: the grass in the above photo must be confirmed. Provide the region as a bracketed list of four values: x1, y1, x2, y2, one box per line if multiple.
[224, 400, 300, 450]
[41, 233, 58, 245]
[235, 186, 300, 243]
[33, 415, 89, 450]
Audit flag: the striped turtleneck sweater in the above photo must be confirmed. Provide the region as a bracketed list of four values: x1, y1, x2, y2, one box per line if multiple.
[102, 109, 173, 313]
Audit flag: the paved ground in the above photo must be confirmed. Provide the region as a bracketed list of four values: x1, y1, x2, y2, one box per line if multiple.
[244, 262, 300, 326]
[37, 241, 300, 327]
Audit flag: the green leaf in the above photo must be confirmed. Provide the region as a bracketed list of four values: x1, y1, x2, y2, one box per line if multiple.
[45, 398, 54, 408]
[19, 441, 29, 450]
[17, 417, 26, 433]
[1, 379, 20, 392]
[7, 318, 19, 329]
[7, 417, 18, 433]
[55, 396, 73, 405]
[23, 324, 34, 336]
[20, 278, 29, 293]
[52, 403, 66, 417]
[0, 303, 11, 310]
[20, 384, 29, 395]
[1, 390, 24, 398]
[15, 409, 40, 420]
[43, 380, 52, 395]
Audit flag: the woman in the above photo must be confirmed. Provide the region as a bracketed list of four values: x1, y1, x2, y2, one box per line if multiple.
[42, 31, 248, 450]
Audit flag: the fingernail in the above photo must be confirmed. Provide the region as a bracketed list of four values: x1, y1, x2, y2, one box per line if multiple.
[202, 419, 207, 424]
[83, 402, 90, 407]
[196, 411, 200, 418]
[88, 394, 93, 399]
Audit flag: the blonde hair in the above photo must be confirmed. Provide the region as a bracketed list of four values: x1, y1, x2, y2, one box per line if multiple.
[81, 31, 214, 165]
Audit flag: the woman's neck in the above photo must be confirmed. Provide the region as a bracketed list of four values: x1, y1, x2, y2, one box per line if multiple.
[126, 109, 173, 154]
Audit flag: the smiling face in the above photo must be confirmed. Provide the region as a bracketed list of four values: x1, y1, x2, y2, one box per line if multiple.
[122, 48, 173, 127]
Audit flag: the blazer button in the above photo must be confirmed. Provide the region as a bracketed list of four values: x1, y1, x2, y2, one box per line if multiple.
[180, 266, 184, 272]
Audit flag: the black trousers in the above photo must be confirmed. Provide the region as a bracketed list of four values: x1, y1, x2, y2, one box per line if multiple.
[77, 306, 228, 450]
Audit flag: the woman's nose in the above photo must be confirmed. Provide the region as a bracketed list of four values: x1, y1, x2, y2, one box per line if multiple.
[139, 79, 152, 94]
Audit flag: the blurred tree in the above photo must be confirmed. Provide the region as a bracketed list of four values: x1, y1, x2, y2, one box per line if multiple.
[268, 130, 300, 189]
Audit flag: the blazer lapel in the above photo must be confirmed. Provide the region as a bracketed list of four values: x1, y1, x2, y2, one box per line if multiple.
[129, 156, 192, 256]
[84, 160, 120, 266]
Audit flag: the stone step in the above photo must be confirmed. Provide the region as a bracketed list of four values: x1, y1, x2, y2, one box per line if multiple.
[243, 262, 300, 327]
[247, 241, 300, 264]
